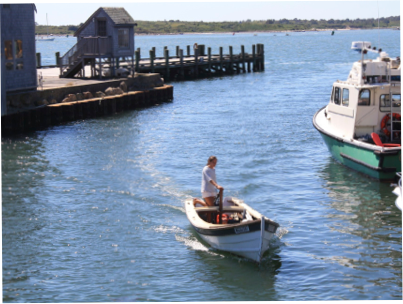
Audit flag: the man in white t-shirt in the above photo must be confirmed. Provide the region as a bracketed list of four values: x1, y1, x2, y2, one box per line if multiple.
[193, 156, 224, 207]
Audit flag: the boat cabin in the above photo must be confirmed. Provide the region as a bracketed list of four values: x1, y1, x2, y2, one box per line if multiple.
[325, 53, 401, 143]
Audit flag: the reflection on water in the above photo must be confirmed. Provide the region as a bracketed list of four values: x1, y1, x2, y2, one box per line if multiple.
[316, 158, 402, 299]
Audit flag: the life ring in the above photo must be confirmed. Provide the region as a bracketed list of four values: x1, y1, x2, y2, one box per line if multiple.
[381, 113, 401, 136]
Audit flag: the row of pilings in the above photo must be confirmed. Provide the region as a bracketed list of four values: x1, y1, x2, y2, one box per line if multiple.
[2, 85, 173, 136]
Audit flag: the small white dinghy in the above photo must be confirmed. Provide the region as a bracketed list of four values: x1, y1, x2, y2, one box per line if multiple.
[185, 194, 279, 263]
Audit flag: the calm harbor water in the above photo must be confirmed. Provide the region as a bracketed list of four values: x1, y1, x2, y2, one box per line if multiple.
[3, 30, 401, 302]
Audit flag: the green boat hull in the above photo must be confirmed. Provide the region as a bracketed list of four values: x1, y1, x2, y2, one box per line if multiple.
[318, 131, 401, 180]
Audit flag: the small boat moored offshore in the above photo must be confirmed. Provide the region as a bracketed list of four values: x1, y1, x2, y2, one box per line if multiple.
[351, 41, 372, 52]
[185, 195, 279, 263]
[313, 46, 401, 180]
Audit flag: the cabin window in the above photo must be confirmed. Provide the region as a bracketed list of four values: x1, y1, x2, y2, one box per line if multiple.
[380, 94, 401, 112]
[118, 28, 129, 48]
[342, 89, 349, 106]
[97, 20, 107, 36]
[333, 87, 341, 105]
[358, 89, 370, 106]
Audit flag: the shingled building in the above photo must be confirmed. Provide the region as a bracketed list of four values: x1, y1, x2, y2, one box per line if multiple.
[1, 4, 37, 115]
[59, 7, 137, 79]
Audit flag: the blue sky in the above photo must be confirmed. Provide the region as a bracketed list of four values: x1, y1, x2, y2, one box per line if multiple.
[32, 1, 401, 26]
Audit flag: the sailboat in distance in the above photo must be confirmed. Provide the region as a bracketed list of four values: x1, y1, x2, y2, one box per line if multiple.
[36, 13, 55, 41]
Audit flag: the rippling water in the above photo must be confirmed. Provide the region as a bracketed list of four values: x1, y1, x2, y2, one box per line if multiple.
[3, 30, 401, 302]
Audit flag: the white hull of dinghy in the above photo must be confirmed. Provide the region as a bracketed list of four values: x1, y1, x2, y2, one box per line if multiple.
[198, 228, 274, 262]
[185, 198, 279, 263]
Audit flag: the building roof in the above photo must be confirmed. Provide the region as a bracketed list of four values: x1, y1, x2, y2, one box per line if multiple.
[101, 7, 135, 25]
[75, 7, 136, 36]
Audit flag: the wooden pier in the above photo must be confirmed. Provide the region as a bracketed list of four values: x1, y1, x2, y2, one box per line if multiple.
[133, 43, 265, 81]
[37, 43, 265, 81]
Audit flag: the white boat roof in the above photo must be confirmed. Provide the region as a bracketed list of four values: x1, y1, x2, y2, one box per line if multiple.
[344, 54, 401, 85]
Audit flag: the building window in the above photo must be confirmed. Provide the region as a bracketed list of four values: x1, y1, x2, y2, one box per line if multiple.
[15, 40, 22, 58]
[97, 20, 107, 36]
[5, 62, 14, 70]
[358, 89, 370, 106]
[5, 40, 13, 60]
[333, 87, 341, 105]
[16, 62, 24, 70]
[342, 88, 349, 106]
[118, 28, 129, 48]
[4, 39, 23, 70]
[380, 94, 401, 112]
[3, 4, 10, 8]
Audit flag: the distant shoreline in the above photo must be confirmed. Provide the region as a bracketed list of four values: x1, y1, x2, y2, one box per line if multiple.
[135, 27, 393, 36]
[35, 27, 397, 38]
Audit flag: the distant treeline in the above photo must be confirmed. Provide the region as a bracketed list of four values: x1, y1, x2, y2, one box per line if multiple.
[36, 16, 400, 35]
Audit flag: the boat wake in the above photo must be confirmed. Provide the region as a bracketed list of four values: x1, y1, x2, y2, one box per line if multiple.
[175, 235, 211, 252]
[154, 225, 183, 234]
[157, 204, 185, 214]
[275, 226, 289, 240]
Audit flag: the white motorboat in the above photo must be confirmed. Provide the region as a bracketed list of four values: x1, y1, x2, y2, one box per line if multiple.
[185, 195, 279, 263]
[313, 46, 401, 180]
[351, 41, 372, 52]
[393, 173, 402, 211]
[36, 36, 54, 41]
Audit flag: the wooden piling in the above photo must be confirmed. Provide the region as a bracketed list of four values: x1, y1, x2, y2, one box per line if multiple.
[194, 47, 199, 78]
[55, 52, 60, 67]
[135, 49, 140, 73]
[252, 45, 256, 72]
[150, 49, 155, 73]
[229, 46, 233, 74]
[36, 53, 41, 67]
[241, 45, 246, 73]
[208, 47, 212, 75]
[179, 49, 184, 80]
[165, 49, 170, 81]
[219, 47, 223, 73]
[198, 45, 205, 56]
[260, 44, 265, 71]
